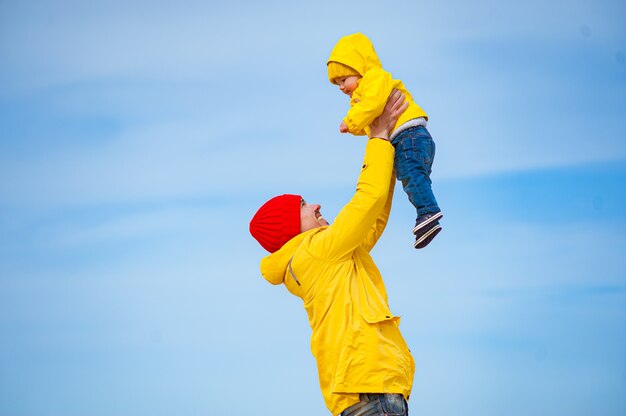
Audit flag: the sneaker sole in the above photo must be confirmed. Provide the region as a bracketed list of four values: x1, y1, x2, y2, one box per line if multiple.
[414, 224, 442, 249]
[412, 212, 443, 234]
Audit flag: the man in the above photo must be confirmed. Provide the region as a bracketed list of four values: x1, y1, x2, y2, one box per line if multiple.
[249, 91, 413, 416]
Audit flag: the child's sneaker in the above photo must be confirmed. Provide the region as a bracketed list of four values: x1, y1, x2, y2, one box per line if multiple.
[414, 223, 441, 249]
[412, 212, 443, 249]
[412, 211, 443, 234]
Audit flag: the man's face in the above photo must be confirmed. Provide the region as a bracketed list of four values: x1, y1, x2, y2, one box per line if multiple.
[300, 198, 329, 232]
[334, 75, 360, 97]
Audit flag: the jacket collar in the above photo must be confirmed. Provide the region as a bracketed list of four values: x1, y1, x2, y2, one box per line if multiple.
[259, 228, 321, 285]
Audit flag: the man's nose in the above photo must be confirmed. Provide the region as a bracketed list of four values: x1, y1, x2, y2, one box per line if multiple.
[312, 204, 321, 211]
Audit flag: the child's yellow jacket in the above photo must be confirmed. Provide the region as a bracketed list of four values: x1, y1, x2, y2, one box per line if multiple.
[260, 139, 415, 415]
[327, 33, 428, 136]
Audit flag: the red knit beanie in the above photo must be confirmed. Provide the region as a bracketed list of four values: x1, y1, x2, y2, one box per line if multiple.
[249, 194, 302, 253]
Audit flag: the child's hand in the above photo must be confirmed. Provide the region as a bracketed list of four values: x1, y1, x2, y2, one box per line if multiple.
[339, 121, 349, 133]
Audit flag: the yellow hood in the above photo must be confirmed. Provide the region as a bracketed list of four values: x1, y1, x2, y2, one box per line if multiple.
[259, 229, 319, 299]
[327, 33, 382, 83]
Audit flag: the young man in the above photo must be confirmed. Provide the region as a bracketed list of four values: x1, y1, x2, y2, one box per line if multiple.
[250, 91, 413, 416]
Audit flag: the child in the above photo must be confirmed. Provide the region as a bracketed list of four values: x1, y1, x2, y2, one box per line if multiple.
[327, 32, 443, 249]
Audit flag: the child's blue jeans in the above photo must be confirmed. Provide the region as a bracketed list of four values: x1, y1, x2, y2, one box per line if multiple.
[392, 125, 440, 219]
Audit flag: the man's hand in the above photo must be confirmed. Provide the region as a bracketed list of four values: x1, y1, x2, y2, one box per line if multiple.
[368, 89, 408, 141]
[339, 121, 349, 133]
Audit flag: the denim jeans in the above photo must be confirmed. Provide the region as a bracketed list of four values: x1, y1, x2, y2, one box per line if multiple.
[392, 125, 440, 219]
[340, 393, 409, 416]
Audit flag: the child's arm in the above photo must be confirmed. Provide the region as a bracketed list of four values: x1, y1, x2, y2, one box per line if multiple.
[343, 68, 394, 135]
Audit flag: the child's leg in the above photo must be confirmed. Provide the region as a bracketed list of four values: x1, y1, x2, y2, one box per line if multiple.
[393, 125, 442, 248]
[393, 126, 440, 218]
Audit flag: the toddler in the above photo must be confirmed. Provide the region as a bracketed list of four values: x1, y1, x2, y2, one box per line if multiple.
[327, 33, 442, 248]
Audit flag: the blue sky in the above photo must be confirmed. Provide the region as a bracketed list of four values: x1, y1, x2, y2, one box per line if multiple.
[1, 0, 625, 415]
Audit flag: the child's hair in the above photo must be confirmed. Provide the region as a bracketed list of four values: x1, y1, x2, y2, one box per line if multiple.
[327, 61, 360, 85]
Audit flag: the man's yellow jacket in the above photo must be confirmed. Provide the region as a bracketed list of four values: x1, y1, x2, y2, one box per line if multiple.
[260, 139, 415, 415]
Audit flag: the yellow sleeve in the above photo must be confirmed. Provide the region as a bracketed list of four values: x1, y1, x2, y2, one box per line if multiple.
[360, 171, 396, 252]
[344, 68, 394, 136]
[308, 139, 395, 260]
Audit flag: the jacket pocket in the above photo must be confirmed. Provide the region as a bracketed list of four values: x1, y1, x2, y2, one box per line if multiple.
[361, 310, 400, 324]
[356, 274, 398, 324]
[359, 289, 399, 324]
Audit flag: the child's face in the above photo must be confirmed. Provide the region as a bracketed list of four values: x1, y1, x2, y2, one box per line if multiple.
[334, 76, 360, 97]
